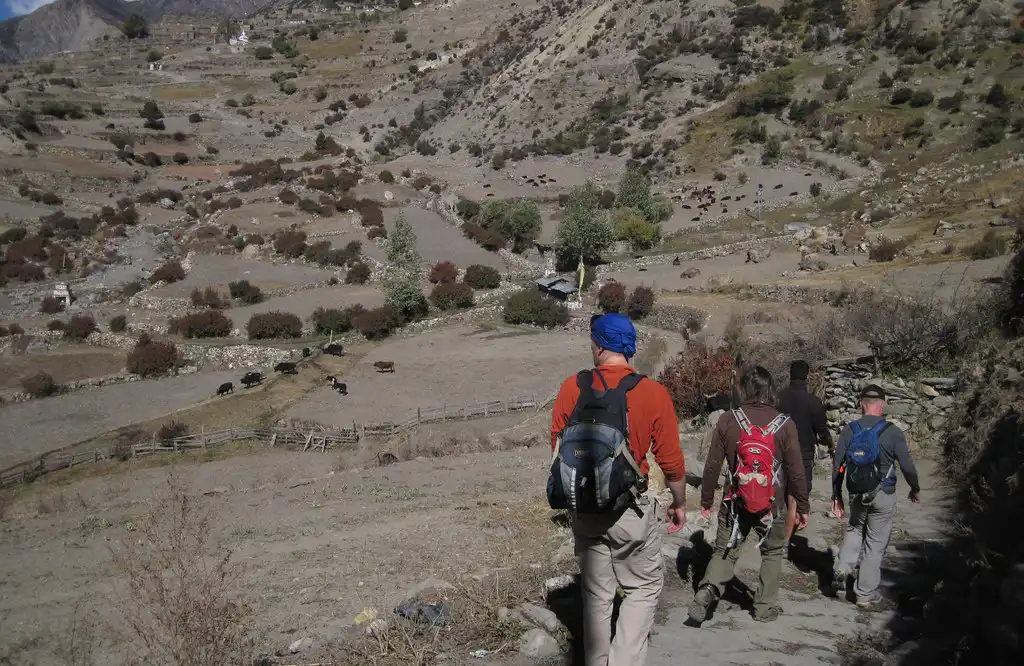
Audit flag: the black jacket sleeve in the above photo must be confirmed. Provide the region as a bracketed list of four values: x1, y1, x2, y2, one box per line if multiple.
[811, 396, 833, 450]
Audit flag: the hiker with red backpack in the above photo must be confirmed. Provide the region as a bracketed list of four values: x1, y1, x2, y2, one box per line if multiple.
[831, 384, 921, 610]
[549, 313, 686, 666]
[688, 366, 809, 624]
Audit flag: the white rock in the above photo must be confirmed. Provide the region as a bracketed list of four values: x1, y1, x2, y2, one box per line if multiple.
[519, 603, 563, 634]
[288, 637, 313, 653]
[519, 628, 561, 660]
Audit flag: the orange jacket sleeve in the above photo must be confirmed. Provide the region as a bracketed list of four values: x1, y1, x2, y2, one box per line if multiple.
[550, 375, 579, 451]
[648, 384, 685, 483]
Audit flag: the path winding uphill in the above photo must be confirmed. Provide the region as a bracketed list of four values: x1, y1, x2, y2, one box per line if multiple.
[648, 459, 944, 665]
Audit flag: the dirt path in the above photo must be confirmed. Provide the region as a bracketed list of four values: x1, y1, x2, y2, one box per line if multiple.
[647, 458, 944, 665]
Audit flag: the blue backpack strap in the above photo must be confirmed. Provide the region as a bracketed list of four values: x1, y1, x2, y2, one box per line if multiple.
[849, 421, 863, 435]
[869, 420, 889, 436]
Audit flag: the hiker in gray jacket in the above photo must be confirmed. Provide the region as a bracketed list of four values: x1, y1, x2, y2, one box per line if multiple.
[831, 384, 921, 610]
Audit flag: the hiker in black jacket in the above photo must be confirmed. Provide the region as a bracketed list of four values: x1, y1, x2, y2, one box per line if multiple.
[776, 360, 833, 494]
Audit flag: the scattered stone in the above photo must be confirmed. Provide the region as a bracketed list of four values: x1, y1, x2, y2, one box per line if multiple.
[544, 575, 575, 599]
[498, 606, 526, 624]
[519, 602, 563, 634]
[288, 637, 313, 654]
[916, 382, 940, 398]
[933, 396, 954, 409]
[158, 197, 176, 210]
[519, 628, 561, 660]
[679, 267, 701, 279]
[365, 618, 388, 638]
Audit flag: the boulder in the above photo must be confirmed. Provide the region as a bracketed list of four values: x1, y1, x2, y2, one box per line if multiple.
[842, 224, 867, 248]
[933, 396, 954, 410]
[288, 637, 313, 654]
[519, 602, 563, 634]
[680, 267, 701, 279]
[916, 382, 940, 398]
[520, 628, 561, 660]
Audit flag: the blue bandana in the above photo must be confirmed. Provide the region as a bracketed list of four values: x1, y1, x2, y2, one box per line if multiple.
[591, 313, 637, 358]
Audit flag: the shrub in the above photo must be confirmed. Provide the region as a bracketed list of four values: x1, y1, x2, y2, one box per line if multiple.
[109, 315, 127, 332]
[228, 280, 263, 304]
[311, 306, 360, 335]
[156, 421, 189, 443]
[502, 290, 569, 328]
[64, 314, 97, 341]
[966, 230, 1006, 260]
[430, 282, 475, 310]
[909, 89, 935, 108]
[428, 260, 458, 284]
[626, 286, 656, 320]
[247, 311, 302, 339]
[188, 113, 203, 123]
[345, 261, 371, 284]
[254, 45, 273, 60]
[597, 281, 627, 313]
[8, 323, 23, 336]
[21, 371, 60, 398]
[379, 169, 395, 184]
[464, 264, 500, 289]
[40, 295, 65, 314]
[869, 237, 908, 262]
[393, 28, 408, 43]
[984, 82, 1009, 110]
[890, 87, 914, 105]
[274, 230, 307, 258]
[354, 305, 400, 340]
[462, 222, 506, 251]
[150, 261, 186, 285]
[0, 325, 7, 337]
[169, 310, 232, 339]
[47, 319, 65, 332]
[0, 227, 28, 244]
[658, 343, 733, 418]
[809, 182, 823, 197]
[456, 199, 481, 220]
[172, 152, 189, 165]
[126, 337, 179, 377]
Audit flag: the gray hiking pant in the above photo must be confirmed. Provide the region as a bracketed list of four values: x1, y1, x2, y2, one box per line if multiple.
[834, 490, 898, 604]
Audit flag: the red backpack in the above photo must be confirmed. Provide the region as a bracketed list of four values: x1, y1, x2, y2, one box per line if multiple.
[726, 408, 790, 515]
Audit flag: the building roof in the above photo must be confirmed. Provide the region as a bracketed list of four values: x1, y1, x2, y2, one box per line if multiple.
[547, 282, 578, 295]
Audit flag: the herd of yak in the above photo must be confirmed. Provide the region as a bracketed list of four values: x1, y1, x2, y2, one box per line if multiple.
[213, 342, 396, 398]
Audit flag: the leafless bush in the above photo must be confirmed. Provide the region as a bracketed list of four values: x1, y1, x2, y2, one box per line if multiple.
[659, 343, 734, 418]
[21, 371, 60, 398]
[109, 476, 251, 665]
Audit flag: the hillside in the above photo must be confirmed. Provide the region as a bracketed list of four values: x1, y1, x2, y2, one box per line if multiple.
[0, 0, 266, 63]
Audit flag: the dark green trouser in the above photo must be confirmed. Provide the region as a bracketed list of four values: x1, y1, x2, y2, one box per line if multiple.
[698, 510, 788, 615]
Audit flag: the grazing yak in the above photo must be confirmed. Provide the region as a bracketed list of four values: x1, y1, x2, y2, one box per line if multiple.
[274, 361, 298, 375]
[216, 382, 234, 396]
[373, 360, 395, 373]
[325, 375, 348, 395]
[377, 452, 398, 467]
[240, 371, 264, 388]
[323, 343, 345, 356]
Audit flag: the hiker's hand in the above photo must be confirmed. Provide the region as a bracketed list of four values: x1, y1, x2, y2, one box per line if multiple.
[700, 507, 712, 521]
[666, 505, 686, 528]
[797, 513, 809, 530]
[831, 500, 844, 520]
[908, 490, 920, 503]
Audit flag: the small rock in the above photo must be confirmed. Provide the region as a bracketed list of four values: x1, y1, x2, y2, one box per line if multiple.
[288, 637, 313, 654]
[158, 197, 176, 210]
[543, 575, 575, 598]
[519, 628, 561, 660]
[498, 606, 526, 624]
[365, 618, 388, 638]
[916, 382, 940, 398]
[932, 396, 954, 409]
[680, 267, 701, 279]
[519, 603, 563, 634]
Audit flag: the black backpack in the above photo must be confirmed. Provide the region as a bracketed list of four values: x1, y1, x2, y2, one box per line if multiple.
[547, 369, 647, 517]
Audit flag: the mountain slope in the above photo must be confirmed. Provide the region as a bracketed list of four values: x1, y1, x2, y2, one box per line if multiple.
[0, 0, 267, 63]
[0, 0, 129, 63]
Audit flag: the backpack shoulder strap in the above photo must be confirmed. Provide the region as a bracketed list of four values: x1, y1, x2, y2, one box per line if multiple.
[765, 413, 790, 435]
[733, 408, 753, 436]
[869, 419, 889, 435]
[849, 420, 864, 435]
[615, 372, 646, 393]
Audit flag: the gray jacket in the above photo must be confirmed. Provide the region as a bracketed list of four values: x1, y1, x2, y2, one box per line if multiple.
[831, 415, 921, 500]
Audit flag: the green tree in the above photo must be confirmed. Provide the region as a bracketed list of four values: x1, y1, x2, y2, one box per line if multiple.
[615, 167, 658, 224]
[503, 201, 542, 251]
[556, 182, 615, 266]
[479, 200, 509, 230]
[122, 14, 149, 39]
[139, 100, 164, 122]
[761, 134, 782, 165]
[383, 213, 428, 321]
[253, 46, 274, 60]
[612, 207, 660, 251]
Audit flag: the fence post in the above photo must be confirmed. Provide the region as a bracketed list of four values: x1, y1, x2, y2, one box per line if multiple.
[202, 426, 206, 449]
[417, 407, 421, 423]
[484, 403, 489, 418]
[443, 403, 447, 421]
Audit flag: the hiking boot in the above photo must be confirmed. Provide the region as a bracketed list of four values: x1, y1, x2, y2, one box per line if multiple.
[688, 584, 718, 624]
[753, 606, 781, 622]
[831, 571, 848, 597]
[855, 598, 895, 613]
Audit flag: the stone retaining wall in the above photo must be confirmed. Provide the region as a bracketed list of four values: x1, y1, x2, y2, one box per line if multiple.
[821, 359, 956, 448]
[597, 235, 789, 274]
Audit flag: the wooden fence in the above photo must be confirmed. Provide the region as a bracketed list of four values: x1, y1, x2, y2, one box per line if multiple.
[0, 395, 542, 490]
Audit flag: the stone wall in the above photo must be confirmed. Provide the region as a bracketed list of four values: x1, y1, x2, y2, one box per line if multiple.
[820, 359, 956, 449]
[597, 235, 789, 274]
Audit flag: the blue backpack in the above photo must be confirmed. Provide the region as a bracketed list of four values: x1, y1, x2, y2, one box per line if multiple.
[547, 370, 647, 517]
[844, 420, 894, 497]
